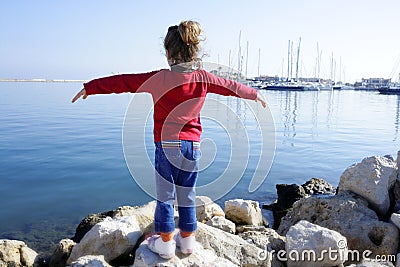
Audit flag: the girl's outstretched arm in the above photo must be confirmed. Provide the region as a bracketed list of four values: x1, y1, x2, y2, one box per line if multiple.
[71, 88, 87, 103]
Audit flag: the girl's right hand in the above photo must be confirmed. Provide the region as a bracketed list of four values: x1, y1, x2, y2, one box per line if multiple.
[72, 88, 87, 103]
[255, 92, 267, 108]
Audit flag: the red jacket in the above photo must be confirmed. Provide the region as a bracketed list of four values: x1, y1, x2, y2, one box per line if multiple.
[84, 69, 257, 142]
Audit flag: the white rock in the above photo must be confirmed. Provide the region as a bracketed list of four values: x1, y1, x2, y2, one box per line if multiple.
[0, 239, 38, 267]
[196, 196, 225, 223]
[285, 220, 348, 267]
[20, 246, 39, 267]
[132, 237, 238, 267]
[67, 215, 142, 264]
[338, 155, 397, 216]
[196, 222, 272, 266]
[206, 215, 236, 234]
[71, 255, 112, 267]
[112, 201, 157, 234]
[224, 199, 264, 226]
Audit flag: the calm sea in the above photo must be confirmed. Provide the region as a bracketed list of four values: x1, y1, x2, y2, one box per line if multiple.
[0, 82, 399, 253]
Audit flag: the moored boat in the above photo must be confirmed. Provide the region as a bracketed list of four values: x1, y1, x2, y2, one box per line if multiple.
[266, 82, 305, 91]
[378, 86, 400, 95]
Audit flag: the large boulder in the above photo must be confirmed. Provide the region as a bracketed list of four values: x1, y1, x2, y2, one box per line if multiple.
[133, 236, 237, 267]
[225, 199, 264, 226]
[67, 216, 142, 264]
[277, 193, 399, 257]
[72, 201, 158, 243]
[196, 196, 225, 223]
[196, 222, 274, 266]
[0, 239, 38, 267]
[338, 155, 397, 216]
[285, 220, 348, 267]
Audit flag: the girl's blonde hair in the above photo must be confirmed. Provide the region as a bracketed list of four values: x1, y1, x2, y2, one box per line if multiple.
[164, 20, 203, 65]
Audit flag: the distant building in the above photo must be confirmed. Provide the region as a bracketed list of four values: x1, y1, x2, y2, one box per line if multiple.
[360, 78, 390, 88]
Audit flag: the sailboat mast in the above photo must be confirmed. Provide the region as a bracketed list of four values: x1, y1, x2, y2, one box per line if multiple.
[258, 48, 261, 78]
[290, 41, 294, 81]
[245, 41, 249, 79]
[228, 49, 232, 78]
[287, 40, 290, 81]
[238, 31, 242, 78]
[295, 37, 301, 81]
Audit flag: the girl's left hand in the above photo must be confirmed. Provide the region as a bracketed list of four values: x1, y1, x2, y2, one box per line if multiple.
[72, 88, 87, 103]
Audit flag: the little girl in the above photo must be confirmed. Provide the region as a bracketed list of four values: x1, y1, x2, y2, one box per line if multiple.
[72, 20, 266, 259]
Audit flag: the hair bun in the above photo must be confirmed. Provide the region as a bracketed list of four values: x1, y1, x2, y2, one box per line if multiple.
[178, 21, 202, 46]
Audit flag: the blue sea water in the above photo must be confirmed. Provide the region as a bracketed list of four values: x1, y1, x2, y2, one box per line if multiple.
[0, 82, 399, 253]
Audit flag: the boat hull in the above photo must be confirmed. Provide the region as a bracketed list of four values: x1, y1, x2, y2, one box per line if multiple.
[378, 88, 400, 95]
[266, 85, 305, 91]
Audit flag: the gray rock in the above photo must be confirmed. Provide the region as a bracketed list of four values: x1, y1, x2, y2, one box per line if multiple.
[347, 261, 395, 267]
[0, 239, 38, 267]
[285, 220, 347, 267]
[238, 228, 285, 252]
[225, 199, 264, 226]
[49, 238, 76, 267]
[276, 184, 307, 211]
[196, 196, 225, 223]
[392, 179, 400, 212]
[338, 155, 397, 216]
[397, 151, 400, 179]
[390, 213, 400, 230]
[206, 216, 236, 234]
[236, 225, 269, 234]
[301, 177, 336, 195]
[70, 255, 112, 267]
[277, 193, 399, 257]
[67, 216, 142, 264]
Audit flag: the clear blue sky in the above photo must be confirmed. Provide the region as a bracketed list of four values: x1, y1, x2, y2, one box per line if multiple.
[1, 0, 400, 83]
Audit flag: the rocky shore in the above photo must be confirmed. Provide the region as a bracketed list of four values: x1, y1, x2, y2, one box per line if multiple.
[2, 152, 400, 266]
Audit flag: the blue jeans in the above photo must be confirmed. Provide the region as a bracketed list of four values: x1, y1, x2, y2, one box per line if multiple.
[154, 140, 200, 233]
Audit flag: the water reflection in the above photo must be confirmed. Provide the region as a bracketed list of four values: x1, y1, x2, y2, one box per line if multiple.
[280, 91, 298, 146]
